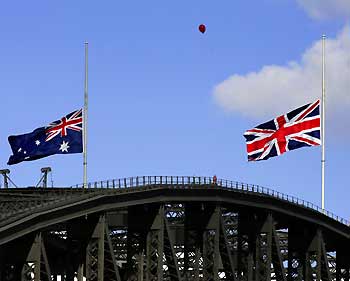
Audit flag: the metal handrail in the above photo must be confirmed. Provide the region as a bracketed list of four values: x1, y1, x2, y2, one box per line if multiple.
[71, 176, 349, 226]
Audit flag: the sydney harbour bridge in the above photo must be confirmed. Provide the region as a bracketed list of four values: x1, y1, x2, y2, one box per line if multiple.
[0, 173, 348, 281]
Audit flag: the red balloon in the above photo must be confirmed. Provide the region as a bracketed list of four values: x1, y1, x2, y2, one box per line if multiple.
[198, 24, 206, 34]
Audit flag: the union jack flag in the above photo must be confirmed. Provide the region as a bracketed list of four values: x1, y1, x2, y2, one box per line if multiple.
[244, 100, 321, 161]
[46, 109, 83, 141]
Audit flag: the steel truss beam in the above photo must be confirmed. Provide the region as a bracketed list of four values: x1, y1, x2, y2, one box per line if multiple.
[146, 205, 165, 281]
[145, 205, 182, 281]
[21, 232, 51, 281]
[163, 217, 182, 281]
[288, 225, 334, 281]
[86, 215, 105, 281]
[184, 204, 202, 281]
[336, 245, 350, 281]
[85, 214, 121, 281]
[202, 206, 220, 281]
[236, 212, 290, 281]
[104, 225, 122, 281]
[271, 219, 287, 281]
[219, 215, 237, 281]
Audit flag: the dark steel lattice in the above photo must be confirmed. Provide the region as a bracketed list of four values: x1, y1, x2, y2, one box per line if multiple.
[0, 177, 347, 281]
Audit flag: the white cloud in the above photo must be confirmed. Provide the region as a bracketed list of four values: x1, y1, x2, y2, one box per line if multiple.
[213, 26, 350, 132]
[296, 0, 350, 20]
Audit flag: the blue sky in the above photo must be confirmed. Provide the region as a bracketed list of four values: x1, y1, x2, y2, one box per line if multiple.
[0, 0, 349, 221]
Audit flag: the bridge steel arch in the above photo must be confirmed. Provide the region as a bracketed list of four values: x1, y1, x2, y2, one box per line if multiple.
[0, 176, 348, 281]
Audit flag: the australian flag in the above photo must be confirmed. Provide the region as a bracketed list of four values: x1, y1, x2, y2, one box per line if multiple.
[244, 100, 321, 161]
[7, 109, 83, 165]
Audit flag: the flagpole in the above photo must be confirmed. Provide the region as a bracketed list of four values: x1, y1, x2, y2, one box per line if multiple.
[321, 35, 326, 210]
[83, 42, 88, 189]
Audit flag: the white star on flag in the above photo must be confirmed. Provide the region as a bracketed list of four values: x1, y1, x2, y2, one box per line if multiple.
[35, 140, 40, 146]
[59, 141, 70, 152]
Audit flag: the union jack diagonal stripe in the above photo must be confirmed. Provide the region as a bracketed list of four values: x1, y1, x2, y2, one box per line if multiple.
[244, 100, 321, 161]
[45, 109, 83, 142]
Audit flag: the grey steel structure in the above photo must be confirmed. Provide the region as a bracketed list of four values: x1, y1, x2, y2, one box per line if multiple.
[0, 176, 348, 281]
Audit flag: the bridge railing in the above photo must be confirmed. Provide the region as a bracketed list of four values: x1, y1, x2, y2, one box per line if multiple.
[71, 176, 349, 226]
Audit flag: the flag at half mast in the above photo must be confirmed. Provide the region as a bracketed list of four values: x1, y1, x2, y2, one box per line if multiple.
[7, 109, 83, 165]
[244, 100, 321, 161]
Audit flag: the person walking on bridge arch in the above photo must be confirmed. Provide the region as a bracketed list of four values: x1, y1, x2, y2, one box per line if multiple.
[213, 174, 217, 185]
